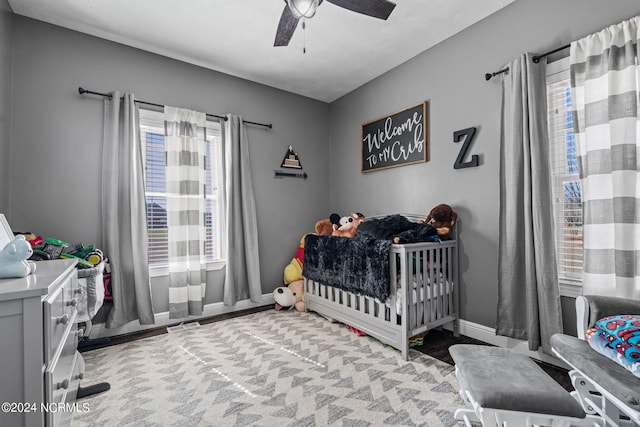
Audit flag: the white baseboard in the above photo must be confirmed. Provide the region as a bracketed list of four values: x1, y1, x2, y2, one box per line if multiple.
[445, 319, 570, 370]
[88, 293, 275, 339]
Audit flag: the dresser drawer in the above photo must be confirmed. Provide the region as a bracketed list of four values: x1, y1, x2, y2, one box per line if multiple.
[55, 352, 84, 427]
[44, 312, 80, 427]
[43, 273, 77, 363]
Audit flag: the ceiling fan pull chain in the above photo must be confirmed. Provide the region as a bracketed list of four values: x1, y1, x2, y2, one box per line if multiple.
[302, 19, 307, 54]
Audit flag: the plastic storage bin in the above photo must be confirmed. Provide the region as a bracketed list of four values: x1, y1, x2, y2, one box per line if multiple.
[76, 262, 105, 323]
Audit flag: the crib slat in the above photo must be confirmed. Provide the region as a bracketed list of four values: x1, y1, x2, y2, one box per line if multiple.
[447, 246, 453, 316]
[389, 252, 398, 323]
[423, 248, 430, 325]
[399, 247, 410, 349]
[436, 247, 443, 321]
[416, 250, 421, 325]
[426, 249, 436, 323]
[408, 249, 415, 329]
[420, 249, 427, 328]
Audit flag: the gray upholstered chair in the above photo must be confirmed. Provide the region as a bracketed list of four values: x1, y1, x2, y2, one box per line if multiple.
[450, 296, 640, 426]
[551, 295, 640, 427]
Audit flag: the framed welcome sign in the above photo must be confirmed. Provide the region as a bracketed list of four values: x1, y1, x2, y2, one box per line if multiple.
[361, 101, 428, 173]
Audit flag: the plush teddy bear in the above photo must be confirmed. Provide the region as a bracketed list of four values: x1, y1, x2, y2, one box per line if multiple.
[424, 204, 458, 238]
[315, 213, 341, 236]
[283, 234, 306, 284]
[273, 280, 305, 312]
[0, 235, 37, 279]
[332, 212, 366, 238]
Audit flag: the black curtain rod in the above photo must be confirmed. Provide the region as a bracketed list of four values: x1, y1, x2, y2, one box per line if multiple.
[532, 44, 571, 63]
[485, 68, 508, 81]
[78, 87, 272, 129]
[485, 43, 571, 81]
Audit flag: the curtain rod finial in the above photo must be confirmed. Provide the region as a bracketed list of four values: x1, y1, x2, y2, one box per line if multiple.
[78, 87, 86, 94]
[485, 73, 492, 81]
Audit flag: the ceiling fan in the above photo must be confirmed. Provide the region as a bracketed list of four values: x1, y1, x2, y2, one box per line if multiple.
[274, 0, 397, 47]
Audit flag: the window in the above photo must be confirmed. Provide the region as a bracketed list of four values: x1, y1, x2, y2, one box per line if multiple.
[139, 108, 224, 274]
[546, 57, 583, 294]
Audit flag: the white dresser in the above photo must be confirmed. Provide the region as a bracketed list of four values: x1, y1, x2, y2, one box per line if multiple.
[0, 259, 84, 427]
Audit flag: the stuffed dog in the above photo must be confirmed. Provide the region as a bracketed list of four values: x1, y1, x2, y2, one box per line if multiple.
[331, 212, 366, 238]
[273, 280, 305, 312]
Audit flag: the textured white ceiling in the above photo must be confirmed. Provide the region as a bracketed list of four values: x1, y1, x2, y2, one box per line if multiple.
[8, 0, 515, 102]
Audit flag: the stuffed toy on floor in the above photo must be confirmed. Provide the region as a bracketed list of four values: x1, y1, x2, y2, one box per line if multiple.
[273, 280, 305, 312]
[283, 234, 306, 284]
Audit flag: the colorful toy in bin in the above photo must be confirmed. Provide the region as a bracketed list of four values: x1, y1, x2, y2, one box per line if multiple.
[67, 243, 104, 266]
[27, 237, 105, 269]
[103, 259, 112, 301]
[86, 251, 103, 265]
[60, 253, 95, 268]
[14, 232, 43, 249]
[41, 237, 69, 259]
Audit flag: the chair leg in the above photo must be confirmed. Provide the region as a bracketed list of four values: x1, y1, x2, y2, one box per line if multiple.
[570, 370, 627, 427]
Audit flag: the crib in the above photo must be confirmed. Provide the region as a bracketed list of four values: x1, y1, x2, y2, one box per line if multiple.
[304, 215, 459, 361]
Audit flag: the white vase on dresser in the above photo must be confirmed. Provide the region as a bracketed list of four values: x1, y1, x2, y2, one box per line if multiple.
[0, 259, 84, 427]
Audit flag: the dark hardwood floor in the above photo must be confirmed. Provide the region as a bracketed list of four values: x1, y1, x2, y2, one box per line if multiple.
[411, 328, 574, 392]
[79, 305, 573, 391]
[78, 305, 273, 352]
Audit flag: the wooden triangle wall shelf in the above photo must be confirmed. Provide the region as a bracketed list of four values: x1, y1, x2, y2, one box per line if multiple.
[275, 145, 307, 179]
[280, 145, 302, 169]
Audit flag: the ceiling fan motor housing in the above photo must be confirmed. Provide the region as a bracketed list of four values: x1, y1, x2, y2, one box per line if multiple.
[286, 0, 319, 19]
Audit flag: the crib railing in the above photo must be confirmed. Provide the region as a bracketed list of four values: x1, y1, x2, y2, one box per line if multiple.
[304, 238, 459, 335]
[304, 218, 460, 360]
[392, 239, 458, 333]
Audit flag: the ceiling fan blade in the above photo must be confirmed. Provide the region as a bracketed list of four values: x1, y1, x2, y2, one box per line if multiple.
[326, 0, 396, 20]
[274, 5, 300, 46]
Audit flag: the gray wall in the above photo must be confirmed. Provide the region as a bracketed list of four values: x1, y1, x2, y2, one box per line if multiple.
[6, 1, 640, 332]
[329, 0, 640, 329]
[8, 16, 330, 312]
[0, 0, 12, 213]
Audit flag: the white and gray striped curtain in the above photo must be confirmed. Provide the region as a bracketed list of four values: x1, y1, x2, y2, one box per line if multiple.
[570, 16, 640, 299]
[164, 106, 208, 318]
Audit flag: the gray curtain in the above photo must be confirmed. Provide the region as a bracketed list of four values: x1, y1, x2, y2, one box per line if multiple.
[570, 16, 640, 299]
[497, 53, 563, 354]
[223, 114, 262, 305]
[102, 92, 154, 328]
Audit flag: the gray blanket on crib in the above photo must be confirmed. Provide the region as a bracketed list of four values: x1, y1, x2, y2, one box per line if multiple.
[303, 233, 392, 301]
[303, 214, 435, 301]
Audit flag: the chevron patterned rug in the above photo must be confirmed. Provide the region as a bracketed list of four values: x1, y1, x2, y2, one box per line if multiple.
[71, 310, 462, 427]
